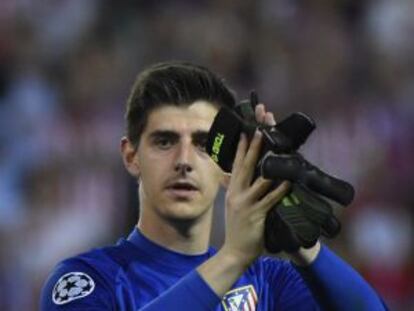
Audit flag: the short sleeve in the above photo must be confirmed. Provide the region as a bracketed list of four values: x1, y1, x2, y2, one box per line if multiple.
[40, 259, 114, 311]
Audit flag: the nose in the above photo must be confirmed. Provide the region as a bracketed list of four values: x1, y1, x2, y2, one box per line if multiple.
[175, 162, 192, 174]
[174, 139, 194, 174]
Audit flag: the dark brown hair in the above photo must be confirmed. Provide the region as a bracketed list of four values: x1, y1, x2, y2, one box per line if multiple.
[125, 61, 236, 147]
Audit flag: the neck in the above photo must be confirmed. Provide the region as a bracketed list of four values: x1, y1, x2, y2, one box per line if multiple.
[137, 206, 213, 255]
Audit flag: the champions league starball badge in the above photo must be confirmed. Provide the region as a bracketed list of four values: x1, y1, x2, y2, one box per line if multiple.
[52, 272, 95, 305]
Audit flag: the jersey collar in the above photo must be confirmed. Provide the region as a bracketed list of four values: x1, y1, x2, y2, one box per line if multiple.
[126, 228, 216, 272]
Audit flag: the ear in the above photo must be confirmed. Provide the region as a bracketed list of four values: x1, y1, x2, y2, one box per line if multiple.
[121, 137, 140, 178]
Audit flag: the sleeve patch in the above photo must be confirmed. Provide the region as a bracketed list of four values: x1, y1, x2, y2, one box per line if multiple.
[52, 272, 96, 305]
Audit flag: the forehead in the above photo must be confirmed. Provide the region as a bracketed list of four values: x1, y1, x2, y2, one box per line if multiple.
[143, 101, 219, 134]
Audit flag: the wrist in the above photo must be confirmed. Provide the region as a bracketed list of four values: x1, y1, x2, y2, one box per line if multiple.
[218, 246, 257, 271]
[288, 241, 321, 267]
[197, 247, 255, 297]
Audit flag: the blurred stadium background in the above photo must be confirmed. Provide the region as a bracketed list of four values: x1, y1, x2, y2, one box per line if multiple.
[0, 0, 413, 310]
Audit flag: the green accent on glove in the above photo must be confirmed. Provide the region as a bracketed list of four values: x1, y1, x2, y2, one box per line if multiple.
[281, 193, 301, 207]
[265, 183, 340, 253]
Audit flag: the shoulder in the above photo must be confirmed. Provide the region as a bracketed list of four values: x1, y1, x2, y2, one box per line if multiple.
[40, 241, 132, 310]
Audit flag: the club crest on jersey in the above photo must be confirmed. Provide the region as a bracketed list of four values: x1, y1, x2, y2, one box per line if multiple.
[222, 285, 258, 311]
[52, 272, 95, 305]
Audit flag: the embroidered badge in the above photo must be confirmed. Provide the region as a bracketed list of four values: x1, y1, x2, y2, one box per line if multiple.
[222, 285, 258, 311]
[52, 272, 95, 305]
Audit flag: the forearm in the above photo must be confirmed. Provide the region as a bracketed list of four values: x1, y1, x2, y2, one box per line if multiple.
[140, 250, 251, 311]
[197, 248, 252, 297]
[294, 244, 387, 310]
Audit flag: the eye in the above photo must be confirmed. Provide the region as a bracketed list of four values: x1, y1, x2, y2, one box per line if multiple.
[154, 137, 173, 149]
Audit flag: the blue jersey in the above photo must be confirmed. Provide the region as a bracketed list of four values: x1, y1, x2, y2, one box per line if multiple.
[41, 228, 387, 310]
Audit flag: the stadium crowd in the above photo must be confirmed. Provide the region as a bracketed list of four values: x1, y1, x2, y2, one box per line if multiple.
[0, 1, 413, 310]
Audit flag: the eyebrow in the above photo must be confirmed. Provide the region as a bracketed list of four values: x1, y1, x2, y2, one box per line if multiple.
[148, 130, 209, 141]
[192, 130, 208, 141]
[149, 130, 179, 140]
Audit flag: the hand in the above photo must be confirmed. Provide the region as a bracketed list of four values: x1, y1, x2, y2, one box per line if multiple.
[255, 103, 321, 265]
[223, 104, 289, 264]
[220, 103, 290, 266]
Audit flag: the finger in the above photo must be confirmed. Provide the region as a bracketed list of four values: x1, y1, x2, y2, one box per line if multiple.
[231, 133, 248, 178]
[238, 130, 263, 185]
[255, 103, 266, 124]
[256, 181, 291, 212]
[264, 112, 276, 126]
[248, 177, 274, 201]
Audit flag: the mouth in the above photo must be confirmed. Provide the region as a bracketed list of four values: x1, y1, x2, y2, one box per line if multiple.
[165, 181, 199, 199]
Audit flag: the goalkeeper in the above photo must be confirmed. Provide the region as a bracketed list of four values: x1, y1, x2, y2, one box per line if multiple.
[41, 61, 387, 310]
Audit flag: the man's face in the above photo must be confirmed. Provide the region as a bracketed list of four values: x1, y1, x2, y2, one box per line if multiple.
[129, 101, 223, 222]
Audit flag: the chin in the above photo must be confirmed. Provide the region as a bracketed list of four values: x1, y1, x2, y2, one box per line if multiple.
[162, 201, 211, 222]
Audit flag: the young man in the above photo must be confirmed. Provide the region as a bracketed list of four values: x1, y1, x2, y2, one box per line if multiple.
[41, 62, 387, 310]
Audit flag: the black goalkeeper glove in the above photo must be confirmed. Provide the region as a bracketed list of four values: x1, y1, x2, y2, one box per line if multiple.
[259, 151, 351, 253]
[206, 91, 354, 254]
[264, 183, 341, 253]
[234, 92, 353, 253]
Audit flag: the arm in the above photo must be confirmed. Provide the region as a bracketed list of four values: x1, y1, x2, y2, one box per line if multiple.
[291, 244, 388, 310]
[198, 131, 290, 297]
[257, 105, 387, 310]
